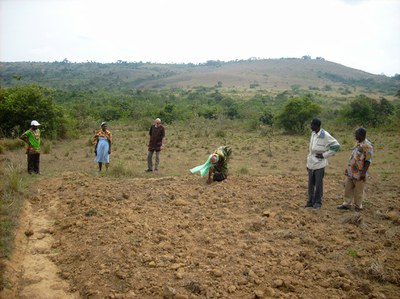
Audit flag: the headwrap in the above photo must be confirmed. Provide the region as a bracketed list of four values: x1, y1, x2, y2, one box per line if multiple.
[190, 154, 219, 177]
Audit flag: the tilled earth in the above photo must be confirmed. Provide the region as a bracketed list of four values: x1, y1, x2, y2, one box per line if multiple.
[2, 172, 399, 299]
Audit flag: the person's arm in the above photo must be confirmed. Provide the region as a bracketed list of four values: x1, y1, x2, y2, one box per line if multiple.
[316, 133, 340, 159]
[94, 136, 98, 155]
[359, 161, 370, 180]
[207, 167, 213, 184]
[20, 131, 29, 144]
[108, 131, 112, 154]
[161, 127, 165, 150]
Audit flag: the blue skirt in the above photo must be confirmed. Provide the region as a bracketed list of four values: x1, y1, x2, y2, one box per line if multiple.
[95, 137, 110, 163]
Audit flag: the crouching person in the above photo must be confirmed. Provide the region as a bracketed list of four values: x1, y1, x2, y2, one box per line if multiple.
[190, 146, 232, 184]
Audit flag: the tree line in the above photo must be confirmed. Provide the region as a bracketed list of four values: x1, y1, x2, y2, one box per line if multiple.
[0, 84, 399, 139]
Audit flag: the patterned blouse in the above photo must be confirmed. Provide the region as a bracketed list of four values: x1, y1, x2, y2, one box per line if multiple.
[93, 129, 112, 144]
[345, 139, 373, 180]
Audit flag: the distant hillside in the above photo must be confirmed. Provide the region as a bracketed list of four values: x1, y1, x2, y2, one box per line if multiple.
[1, 58, 399, 97]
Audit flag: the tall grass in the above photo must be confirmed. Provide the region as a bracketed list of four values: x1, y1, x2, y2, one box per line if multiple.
[0, 139, 25, 152]
[0, 162, 26, 290]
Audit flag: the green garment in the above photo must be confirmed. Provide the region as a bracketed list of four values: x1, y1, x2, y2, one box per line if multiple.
[190, 146, 232, 177]
[23, 129, 41, 151]
[190, 154, 218, 177]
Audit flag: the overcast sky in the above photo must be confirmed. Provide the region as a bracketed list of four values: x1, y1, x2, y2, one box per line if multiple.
[1, 0, 399, 76]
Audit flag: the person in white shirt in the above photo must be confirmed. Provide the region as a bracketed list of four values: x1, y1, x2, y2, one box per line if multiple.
[305, 118, 340, 209]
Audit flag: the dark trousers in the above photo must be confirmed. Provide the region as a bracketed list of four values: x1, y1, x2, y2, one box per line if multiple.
[307, 168, 325, 207]
[27, 153, 40, 174]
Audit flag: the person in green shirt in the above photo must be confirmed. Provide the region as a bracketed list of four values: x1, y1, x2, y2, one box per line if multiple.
[20, 120, 41, 174]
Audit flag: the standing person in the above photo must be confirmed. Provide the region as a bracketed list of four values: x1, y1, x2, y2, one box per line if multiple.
[337, 128, 373, 211]
[147, 118, 165, 172]
[93, 122, 112, 172]
[190, 146, 232, 184]
[305, 118, 340, 209]
[20, 120, 41, 174]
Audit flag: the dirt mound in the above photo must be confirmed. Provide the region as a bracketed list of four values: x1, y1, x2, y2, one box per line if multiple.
[2, 172, 399, 298]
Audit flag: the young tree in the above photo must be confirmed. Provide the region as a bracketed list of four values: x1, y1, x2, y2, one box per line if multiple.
[276, 97, 321, 134]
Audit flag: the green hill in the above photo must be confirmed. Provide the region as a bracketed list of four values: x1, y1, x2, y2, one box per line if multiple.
[1, 58, 398, 98]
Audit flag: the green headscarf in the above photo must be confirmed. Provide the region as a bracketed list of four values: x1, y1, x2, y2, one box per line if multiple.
[190, 154, 219, 177]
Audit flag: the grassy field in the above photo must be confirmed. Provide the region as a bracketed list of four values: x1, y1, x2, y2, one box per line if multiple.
[1, 119, 399, 182]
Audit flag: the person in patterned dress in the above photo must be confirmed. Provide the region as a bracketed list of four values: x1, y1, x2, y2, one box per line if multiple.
[337, 128, 373, 211]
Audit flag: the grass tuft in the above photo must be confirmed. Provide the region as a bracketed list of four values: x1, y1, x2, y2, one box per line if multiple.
[238, 167, 249, 175]
[108, 161, 133, 178]
[3, 163, 23, 195]
[43, 142, 51, 154]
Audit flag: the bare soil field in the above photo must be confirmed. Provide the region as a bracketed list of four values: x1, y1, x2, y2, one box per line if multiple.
[1, 125, 399, 298]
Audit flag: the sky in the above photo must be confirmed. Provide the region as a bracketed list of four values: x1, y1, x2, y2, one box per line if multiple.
[1, 0, 399, 76]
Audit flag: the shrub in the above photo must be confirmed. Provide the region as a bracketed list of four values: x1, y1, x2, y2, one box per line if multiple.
[1, 139, 25, 151]
[276, 96, 321, 134]
[0, 85, 68, 139]
[340, 95, 394, 127]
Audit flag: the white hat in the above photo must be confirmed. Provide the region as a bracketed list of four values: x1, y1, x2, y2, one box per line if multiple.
[31, 120, 41, 126]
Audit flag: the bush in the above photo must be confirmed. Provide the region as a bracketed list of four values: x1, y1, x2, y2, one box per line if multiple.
[0, 85, 69, 139]
[276, 96, 321, 134]
[0, 139, 25, 151]
[339, 95, 394, 127]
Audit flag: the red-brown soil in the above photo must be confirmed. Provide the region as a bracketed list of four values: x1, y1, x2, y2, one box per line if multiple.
[1, 171, 399, 299]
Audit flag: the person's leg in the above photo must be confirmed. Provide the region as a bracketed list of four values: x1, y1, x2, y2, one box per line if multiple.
[27, 153, 34, 174]
[154, 150, 160, 170]
[98, 162, 102, 171]
[33, 153, 40, 174]
[313, 168, 325, 208]
[147, 150, 154, 171]
[306, 169, 315, 207]
[353, 180, 365, 210]
[343, 177, 355, 206]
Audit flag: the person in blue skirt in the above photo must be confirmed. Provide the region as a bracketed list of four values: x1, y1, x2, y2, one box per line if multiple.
[93, 122, 112, 172]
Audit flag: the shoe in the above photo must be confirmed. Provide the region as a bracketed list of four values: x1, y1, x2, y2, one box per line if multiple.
[145, 169, 152, 172]
[313, 204, 321, 209]
[337, 204, 350, 210]
[154, 169, 158, 171]
[354, 207, 363, 212]
[305, 203, 313, 208]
